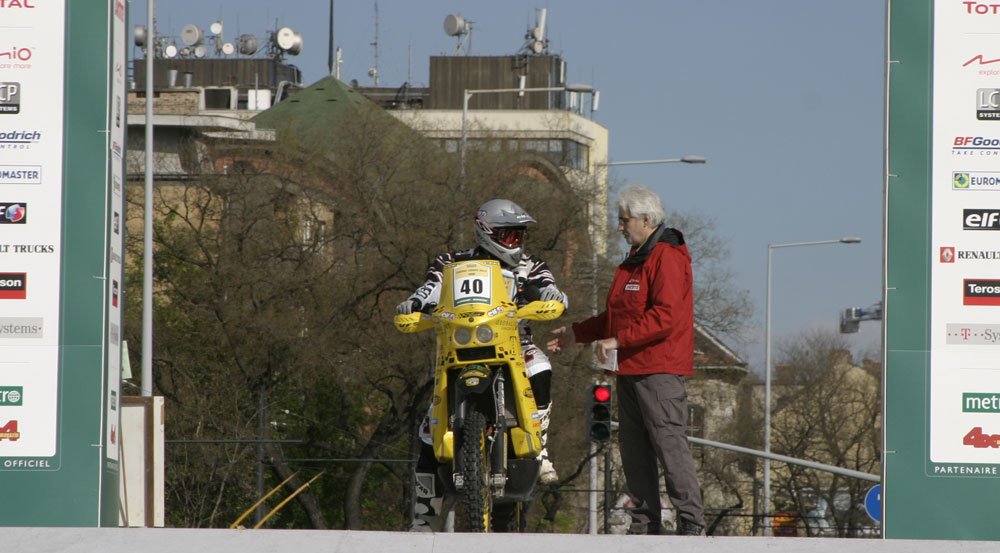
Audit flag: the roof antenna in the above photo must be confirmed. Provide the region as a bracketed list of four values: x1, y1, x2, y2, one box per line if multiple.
[443, 13, 472, 55]
[368, 0, 380, 85]
[520, 8, 549, 55]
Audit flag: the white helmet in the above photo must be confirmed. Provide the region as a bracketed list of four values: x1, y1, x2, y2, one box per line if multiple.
[474, 199, 536, 267]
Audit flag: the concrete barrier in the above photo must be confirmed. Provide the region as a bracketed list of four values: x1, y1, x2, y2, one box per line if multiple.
[5, 528, 999, 553]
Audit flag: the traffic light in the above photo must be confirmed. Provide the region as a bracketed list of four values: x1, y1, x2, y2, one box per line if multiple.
[587, 384, 613, 441]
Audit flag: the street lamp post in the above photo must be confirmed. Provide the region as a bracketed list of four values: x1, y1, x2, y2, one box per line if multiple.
[460, 84, 596, 178]
[762, 236, 861, 535]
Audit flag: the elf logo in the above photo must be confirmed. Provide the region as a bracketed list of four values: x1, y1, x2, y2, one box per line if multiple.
[964, 209, 1000, 229]
[0, 202, 25, 223]
[0, 272, 25, 299]
[964, 279, 1000, 305]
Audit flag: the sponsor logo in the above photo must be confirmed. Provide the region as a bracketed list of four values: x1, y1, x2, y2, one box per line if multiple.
[113, 174, 121, 195]
[110, 250, 121, 265]
[0, 272, 25, 299]
[0, 46, 31, 62]
[940, 246, 1000, 261]
[113, 211, 119, 235]
[0, 82, 20, 115]
[109, 323, 119, 343]
[964, 426, 1000, 449]
[953, 171, 1000, 190]
[0, 420, 19, 442]
[0, 317, 42, 338]
[0, 130, 40, 151]
[978, 88, 1000, 120]
[965, 2, 1000, 14]
[964, 278, 1000, 305]
[964, 208, 1000, 229]
[0, 244, 53, 254]
[114, 0, 124, 21]
[964, 393, 1000, 413]
[111, 140, 121, 158]
[941, 246, 956, 263]
[0, 0, 34, 8]
[0, 202, 25, 223]
[946, 323, 1000, 344]
[952, 136, 1000, 157]
[0, 165, 40, 184]
[110, 390, 117, 411]
[111, 280, 118, 307]
[0, 386, 22, 406]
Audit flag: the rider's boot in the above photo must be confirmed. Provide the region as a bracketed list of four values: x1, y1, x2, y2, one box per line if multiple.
[537, 403, 558, 484]
[411, 471, 448, 532]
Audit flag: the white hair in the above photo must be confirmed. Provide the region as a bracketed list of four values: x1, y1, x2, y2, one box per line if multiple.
[616, 185, 665, 227]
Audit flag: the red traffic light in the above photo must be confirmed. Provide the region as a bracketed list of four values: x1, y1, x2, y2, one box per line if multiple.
[592, 384, 611, 403]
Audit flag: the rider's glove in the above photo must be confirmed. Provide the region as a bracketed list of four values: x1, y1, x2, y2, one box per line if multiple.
[396, 298, 422, 315]
[539, 285, 567, 306]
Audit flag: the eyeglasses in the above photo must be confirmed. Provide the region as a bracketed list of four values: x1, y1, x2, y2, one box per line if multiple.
[494, 228, 525, 248]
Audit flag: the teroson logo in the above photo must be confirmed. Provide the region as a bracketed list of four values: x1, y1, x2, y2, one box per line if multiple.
[965, 1, 1000, 14]
[965, 209, 1000, 229]
[0, 202, 25, 223]
[0, 130, 41, 151]
[0, 386, 22, 406]
[941, 246, 956, 263]
[0, 317, 42, 339]
[947, 323, 1000, 344]
[953, 171, 1000, 190]
[0, 272, 25, 299]
[0, 82, 20, 114]
[964, 279, 1000, 305]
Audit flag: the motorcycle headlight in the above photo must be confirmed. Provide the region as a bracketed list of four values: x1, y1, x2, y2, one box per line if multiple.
[475, 325, 494, 343]
[454, 327, 472, 345]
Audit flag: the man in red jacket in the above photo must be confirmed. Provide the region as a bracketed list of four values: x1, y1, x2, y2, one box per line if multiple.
[547, 185, 705, 536]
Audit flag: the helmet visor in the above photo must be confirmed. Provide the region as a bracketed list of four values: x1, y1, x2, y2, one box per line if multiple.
[494, 227, 525, 248]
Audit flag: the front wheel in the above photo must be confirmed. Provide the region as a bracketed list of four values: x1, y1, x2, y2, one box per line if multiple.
[456, 410, 492, 532]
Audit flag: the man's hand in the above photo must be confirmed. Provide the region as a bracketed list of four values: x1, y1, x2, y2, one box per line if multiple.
[546, 326, 576, 352]
[593, 337, 619, 364]
[396, 298, 421, 315]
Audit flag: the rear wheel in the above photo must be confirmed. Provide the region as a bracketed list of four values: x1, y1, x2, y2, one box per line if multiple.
[456, 410, 492, 532]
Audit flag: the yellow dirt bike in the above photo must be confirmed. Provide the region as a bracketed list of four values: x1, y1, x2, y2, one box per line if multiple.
[394, 258, 563, 532]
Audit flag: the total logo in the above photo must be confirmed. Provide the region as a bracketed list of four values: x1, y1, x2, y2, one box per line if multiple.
[964, 2, 1000, 14]
[963, 278, 1000, 305]
[0, 272, 26, 299]
[0, 202, 25, 223]
[0, 0, 34, 8]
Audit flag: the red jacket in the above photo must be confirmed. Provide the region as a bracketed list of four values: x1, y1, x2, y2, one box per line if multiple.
[572, 226, 694, 376]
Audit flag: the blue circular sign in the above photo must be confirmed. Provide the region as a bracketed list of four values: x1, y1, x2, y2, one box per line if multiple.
[864, 484, 881, 523]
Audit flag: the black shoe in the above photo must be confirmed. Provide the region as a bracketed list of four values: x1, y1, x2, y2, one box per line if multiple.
[626, 521, 662, 535]
[676, 519, 705, 536]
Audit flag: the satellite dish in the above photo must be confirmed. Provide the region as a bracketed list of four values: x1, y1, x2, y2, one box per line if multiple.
[164, 44, 178, 58]
[133, 25, 147, 47]
[179, 47, 192, 57]
[210, 21, 223, 35]
[238, 34, 258, 55]
[180, 24, 203, 46]
[193, 45, 207, 58]
[444, 14, 469, 37]
[221, 42, 235, 55]
[531, 41, 544, 54]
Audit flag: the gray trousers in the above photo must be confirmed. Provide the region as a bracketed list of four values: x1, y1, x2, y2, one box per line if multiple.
[617, 373, 705, 530]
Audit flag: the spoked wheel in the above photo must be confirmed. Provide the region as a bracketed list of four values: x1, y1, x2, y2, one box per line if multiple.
[456, 410, 492, 532]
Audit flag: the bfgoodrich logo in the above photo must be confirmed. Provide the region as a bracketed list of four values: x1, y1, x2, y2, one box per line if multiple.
[964, 279, 1000, 305]
[0, 386, 22, 406]
[947, 323, 1000, 344]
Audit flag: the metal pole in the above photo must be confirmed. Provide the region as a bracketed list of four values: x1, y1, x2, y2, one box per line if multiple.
[763, 244, 772, 536]
[460, 89, 470, 180]
[588, 441, 597, 534]
[603, 447, 611, 534]
[686, 436, 879, 482]
[141, 0, 155, 397]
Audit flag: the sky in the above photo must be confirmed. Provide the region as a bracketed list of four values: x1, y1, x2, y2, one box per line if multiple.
[128, 0, 887, 373]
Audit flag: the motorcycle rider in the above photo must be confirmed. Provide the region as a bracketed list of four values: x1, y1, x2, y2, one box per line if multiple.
[397, 198, 568, 531]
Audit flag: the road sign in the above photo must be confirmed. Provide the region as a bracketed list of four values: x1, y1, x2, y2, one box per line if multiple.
[864, 484, 881, 523]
